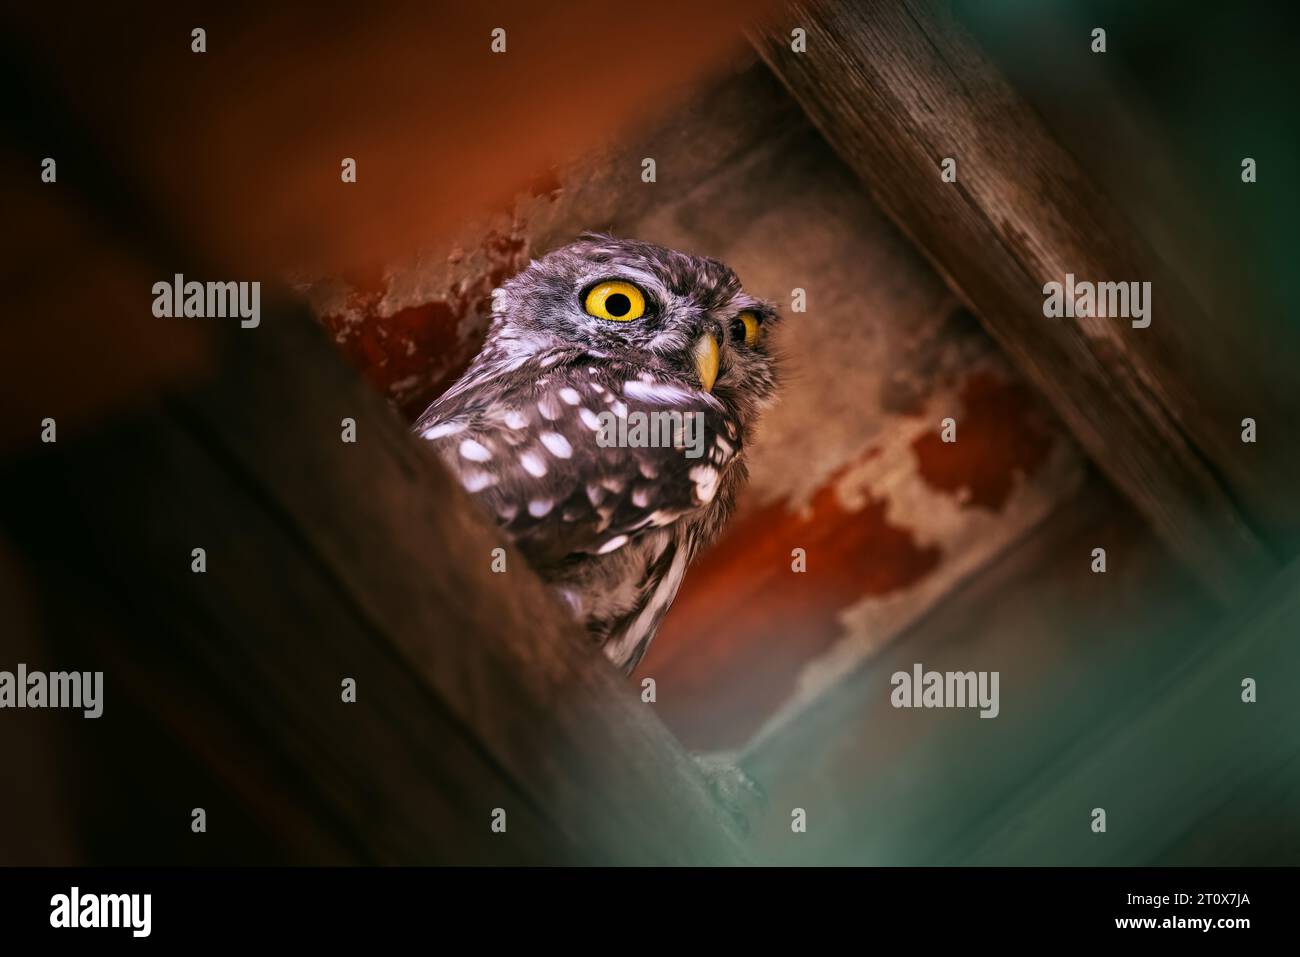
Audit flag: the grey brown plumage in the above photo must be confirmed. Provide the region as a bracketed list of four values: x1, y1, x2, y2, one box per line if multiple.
[414, 234, 779, 672]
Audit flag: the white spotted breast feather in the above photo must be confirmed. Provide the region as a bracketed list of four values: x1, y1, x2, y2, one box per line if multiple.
[414, 349, 743, 570]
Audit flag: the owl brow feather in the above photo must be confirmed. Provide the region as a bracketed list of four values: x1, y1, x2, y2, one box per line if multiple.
[567, 233, 741, 303]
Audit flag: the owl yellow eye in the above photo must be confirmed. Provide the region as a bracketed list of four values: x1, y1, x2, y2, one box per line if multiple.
[584, 281, 646, 322]
[738, 311, 761, 347]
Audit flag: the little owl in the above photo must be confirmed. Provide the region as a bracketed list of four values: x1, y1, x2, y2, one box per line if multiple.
[414, 234, 779, 673]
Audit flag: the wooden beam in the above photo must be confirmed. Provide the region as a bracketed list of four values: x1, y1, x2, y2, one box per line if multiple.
[0, 300, 751, 864]
[742, 478, 1300, 865]
[752, 0, 1277, 603]
[0, 21, 750, 863]
[959, 554, 1300, 865]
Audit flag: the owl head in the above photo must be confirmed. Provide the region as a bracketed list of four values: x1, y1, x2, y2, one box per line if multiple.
[488, 233, 780, 424]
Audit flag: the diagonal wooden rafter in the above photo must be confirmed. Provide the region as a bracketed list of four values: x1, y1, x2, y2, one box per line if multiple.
[0, 295, 753, 865]
[751, 0, 1277, 605]
[0, 85, 752, 867]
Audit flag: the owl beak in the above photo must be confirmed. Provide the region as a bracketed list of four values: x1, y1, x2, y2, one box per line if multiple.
[692, 333, 720, 393]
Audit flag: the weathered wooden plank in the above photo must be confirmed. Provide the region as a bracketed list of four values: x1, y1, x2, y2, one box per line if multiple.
[1, 8, 757, 862]
[751, 0, 1277, 603]
[2, 414, 570, 864]
[954, 2, 1300, 546]
[958, 554, 1300, 865]
[741, 476, 1299, 865]
[0, 142, 750, 864]
[0, 547, 80, 865]
[197, 300, 755, 862]
[0, 297, 753, 863]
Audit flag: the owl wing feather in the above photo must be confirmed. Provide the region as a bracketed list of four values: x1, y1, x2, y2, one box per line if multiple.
[415, 353, 740, 567]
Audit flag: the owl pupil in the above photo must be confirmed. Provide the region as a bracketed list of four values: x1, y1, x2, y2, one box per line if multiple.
[605, 293, 631, 317]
